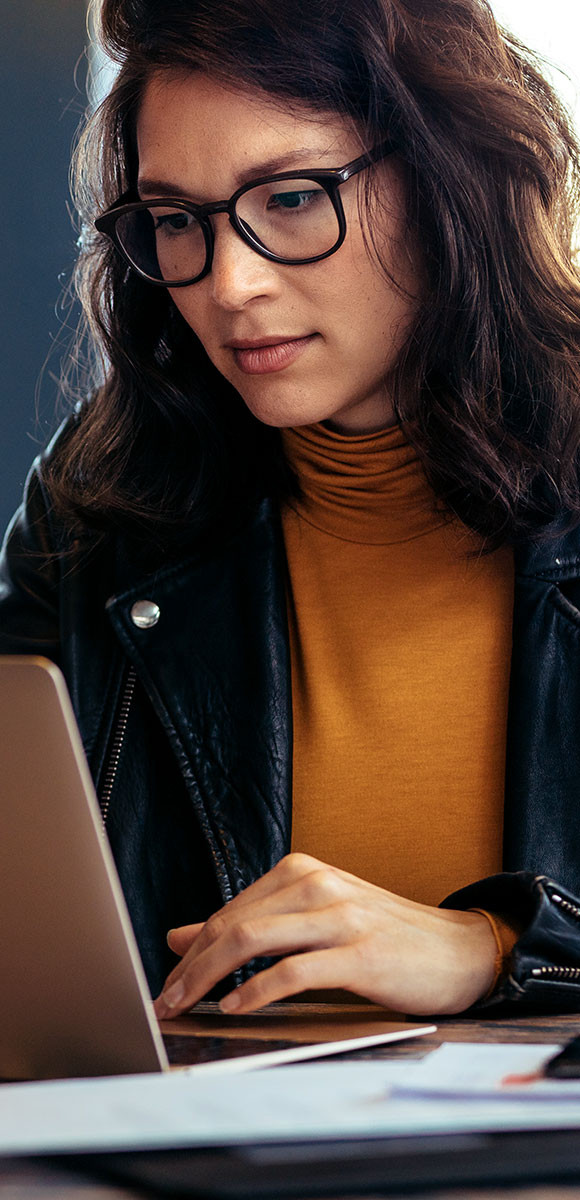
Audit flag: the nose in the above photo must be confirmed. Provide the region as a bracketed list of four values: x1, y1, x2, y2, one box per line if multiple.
[207, 213, 280, 309]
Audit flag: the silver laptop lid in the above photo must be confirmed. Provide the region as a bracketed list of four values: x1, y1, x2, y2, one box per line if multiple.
[0, 655, 168, 1079]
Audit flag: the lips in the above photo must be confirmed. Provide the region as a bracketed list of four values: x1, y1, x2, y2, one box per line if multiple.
[229, 334, 318, 375]
[225, 335, 311, 350]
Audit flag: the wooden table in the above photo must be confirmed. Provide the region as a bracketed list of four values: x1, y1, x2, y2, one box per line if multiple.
[1, 1011, 579, 1199]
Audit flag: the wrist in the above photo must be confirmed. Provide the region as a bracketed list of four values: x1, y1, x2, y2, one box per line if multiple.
[439, 908, 499, 1012]
[469, 908, 508, 999]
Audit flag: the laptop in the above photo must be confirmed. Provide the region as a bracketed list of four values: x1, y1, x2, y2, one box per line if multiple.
[0, 655, 168, 1080]
[0, 656, 433, 1081]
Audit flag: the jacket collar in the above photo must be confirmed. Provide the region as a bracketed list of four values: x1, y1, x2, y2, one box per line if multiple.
[514, 516, 580, 580]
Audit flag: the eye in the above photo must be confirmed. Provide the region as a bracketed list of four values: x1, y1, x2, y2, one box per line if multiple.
[152, 210, 197, 234]
[266, 189, 324, 211]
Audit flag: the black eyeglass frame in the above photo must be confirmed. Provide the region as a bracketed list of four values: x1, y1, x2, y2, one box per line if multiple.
[94, 139, 396, 287]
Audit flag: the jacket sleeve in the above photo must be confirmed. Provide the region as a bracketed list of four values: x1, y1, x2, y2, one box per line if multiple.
[0, 447, 63, 663]
[441, 871, 580, 1012]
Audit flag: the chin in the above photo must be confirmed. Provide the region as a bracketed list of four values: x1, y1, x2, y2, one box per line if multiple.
[238, 386, 343, 430]
[242, 404, 332, 429]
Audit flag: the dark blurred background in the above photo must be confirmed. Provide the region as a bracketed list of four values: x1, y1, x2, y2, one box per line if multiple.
[1, 0, 87, 534]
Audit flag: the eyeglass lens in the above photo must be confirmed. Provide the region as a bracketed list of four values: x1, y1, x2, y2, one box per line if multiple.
[115, 179, 341, 283]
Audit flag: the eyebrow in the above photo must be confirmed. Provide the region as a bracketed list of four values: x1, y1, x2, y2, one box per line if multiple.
[137, 147, 338, 200]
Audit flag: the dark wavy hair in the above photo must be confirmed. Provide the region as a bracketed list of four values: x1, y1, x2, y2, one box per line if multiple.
[46, 0, 580, 554]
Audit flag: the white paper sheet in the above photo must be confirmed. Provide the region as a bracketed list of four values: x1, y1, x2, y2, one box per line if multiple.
[2, 1044, 580, 1156]
[392, 1040, 580, 1100]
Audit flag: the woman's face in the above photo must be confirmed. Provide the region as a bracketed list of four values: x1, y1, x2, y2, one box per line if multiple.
[136, 71, 423, 434]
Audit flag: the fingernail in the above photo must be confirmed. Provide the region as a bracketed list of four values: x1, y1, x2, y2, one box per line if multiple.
[220, 990, 241, 1013]
[166, 929, 175, 944]
[162, 978, 185, 1009]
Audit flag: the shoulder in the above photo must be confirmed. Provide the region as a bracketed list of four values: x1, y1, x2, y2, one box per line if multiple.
[0, 415, 78, 657]
[1, 414, 76, 558]
[0, 403, 111, 603]
[514, 513, 580, 579]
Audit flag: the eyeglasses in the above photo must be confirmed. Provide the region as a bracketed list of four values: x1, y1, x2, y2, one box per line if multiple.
[94, 141, 395, 287]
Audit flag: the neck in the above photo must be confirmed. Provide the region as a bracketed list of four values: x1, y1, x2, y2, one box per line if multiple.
[319, 392, 397, 436]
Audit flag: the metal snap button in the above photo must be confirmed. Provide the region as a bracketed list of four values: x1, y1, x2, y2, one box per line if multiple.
[130, 600, 160, 629]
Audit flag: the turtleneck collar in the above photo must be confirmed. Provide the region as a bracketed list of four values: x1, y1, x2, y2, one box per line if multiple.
[280, 419, 448, 545]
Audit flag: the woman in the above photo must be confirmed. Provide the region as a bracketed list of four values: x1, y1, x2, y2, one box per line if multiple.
[2, 0, 580, 1019]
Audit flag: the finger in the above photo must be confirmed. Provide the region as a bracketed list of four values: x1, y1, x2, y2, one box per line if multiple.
[154, 907, 349, 1019]
[155, 860, 393, 1020]
[167, 923, 204, 955]
[181, 861, 354, 974]
[157, 875, 343, 1008]
[192, 855, 405, 948]
[219, 947, 352, 1014]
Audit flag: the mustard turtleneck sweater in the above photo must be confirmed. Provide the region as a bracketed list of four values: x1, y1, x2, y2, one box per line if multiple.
[280, 419, 515, 926]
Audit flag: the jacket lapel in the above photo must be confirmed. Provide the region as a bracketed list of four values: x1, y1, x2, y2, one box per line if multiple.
[506, 523, 580, 892]
[106, 499, 293, 900]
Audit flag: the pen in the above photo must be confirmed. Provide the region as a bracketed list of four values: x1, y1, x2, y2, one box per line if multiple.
[543, 1034, 580, 1079]
[501, 1034, 580, 1087]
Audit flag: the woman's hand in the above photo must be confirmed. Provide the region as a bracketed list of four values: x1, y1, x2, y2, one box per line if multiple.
[153, 853, 498, 1019]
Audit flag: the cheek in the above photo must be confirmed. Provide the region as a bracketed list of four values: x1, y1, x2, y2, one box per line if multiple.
[343, 169, 423, 317]
[350, 240, 422, 360]
[322, 251, 413, 346]
[318, 247, 421, 389]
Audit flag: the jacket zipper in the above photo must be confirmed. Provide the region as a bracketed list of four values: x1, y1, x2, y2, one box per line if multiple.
[531, 966, 580, 981]
[547, 890, 580, 922]
[530, 889, 580, 982]
[99, 665, 137, 826]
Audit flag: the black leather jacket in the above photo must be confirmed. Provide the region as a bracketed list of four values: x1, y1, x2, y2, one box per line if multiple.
[3, 423, 580, 1010]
